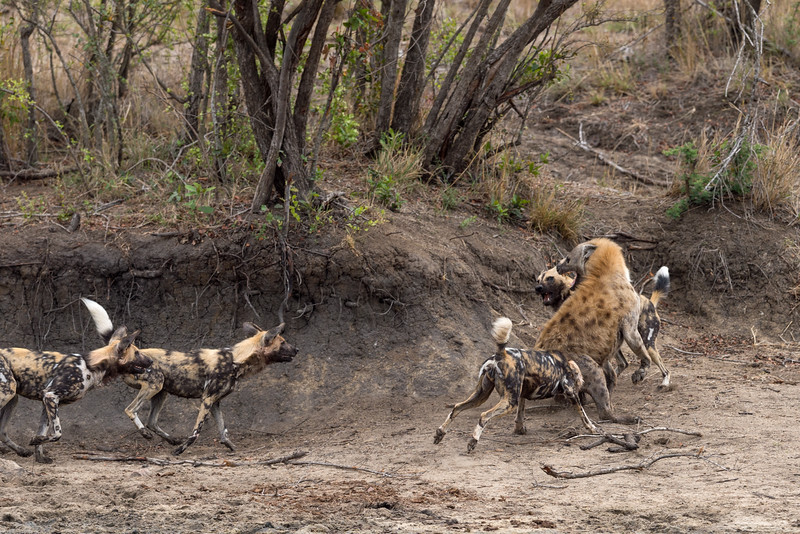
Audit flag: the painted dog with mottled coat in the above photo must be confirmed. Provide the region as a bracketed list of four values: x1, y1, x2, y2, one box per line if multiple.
[82, 298, 298, 455]
[0, 326, 147, 463]
[433, 317, 635, 452]
[535, 264, 671, 390]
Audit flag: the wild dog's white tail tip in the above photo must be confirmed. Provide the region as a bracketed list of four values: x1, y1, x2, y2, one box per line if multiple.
[653, 266, 670, 293]
[491, 317, 513, 346]
[81, 297, 114, 341]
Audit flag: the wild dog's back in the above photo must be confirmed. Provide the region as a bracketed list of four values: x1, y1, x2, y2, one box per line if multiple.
[0, 348, 70, 398]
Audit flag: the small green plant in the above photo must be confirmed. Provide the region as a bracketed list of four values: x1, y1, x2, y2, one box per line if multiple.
[664, 137, 765, 218]
[15, 191, 46, 219]
[459, 215, 478, 229]
[169, 181, 215, 214]
[440, 187, 461, 211]
[487, 194, 529, 223]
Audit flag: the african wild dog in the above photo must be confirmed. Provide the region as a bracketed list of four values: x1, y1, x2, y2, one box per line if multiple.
[535, 266, 575, 309]
[82, 298, 298, 455]
[535, 238, 670, 397]
[0, 326, 147, 463]
[535, 264, 671, 390]
[433, 317, 636, 452]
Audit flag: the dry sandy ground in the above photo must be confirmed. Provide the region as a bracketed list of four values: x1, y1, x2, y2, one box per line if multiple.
[1, 334, 799, 534]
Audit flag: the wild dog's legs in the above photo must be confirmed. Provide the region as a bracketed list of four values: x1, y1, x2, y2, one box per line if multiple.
[647, 346, 671, 389]
[125, 373, 165, 440]
[623, 322, 658, 386]
[434, 374, 494, 445]
[468, 396, 518, 452]
[32, 407, 53, 464]
[209, 401, 235, 451]
[0, 395, 33, 458]
[30, 391, 61, 445]
[513, 397, 527, 435]
[173, 395, 220, 455]
[145, 390, 183, 445]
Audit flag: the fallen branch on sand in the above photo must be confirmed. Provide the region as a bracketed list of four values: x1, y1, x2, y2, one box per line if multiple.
[287, 459, 417, 478]
[542, 450, 704, 479]
[567, 426, 702, 453]
[73, 450, 414, 478]
[73, 450, 308, 467]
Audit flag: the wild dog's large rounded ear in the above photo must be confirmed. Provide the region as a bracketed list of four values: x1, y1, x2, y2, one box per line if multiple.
[242, 322, 263, 337]
[116, 329, 140, 355]
[263, 323, 285, 343]
[109, 326, 128, 342]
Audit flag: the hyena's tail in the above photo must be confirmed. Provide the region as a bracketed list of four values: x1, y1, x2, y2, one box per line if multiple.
[81, 298, 115, 343]
[491, 317, 513, 352]
[648, 266, 670, 307]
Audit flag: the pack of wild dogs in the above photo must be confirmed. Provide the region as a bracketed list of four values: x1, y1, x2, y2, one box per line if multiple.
[0, 300, 297, 463]
[0, 236, 667, 463]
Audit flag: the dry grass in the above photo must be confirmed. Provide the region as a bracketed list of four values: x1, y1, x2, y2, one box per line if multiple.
[752, 118, 800, 219]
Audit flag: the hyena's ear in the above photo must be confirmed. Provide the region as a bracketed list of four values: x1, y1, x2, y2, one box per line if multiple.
[115, 329, 140, 356]
[242, 322, 263, 337]
[262, 323, 286, 344]
[580, 243, 598, 264]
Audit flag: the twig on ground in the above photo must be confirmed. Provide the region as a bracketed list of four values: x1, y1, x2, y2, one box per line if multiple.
[542, 450, 703, 479]
[288, 459, 418, 478]
[73, 450, 308, 467]
[568, 426, 702, 452]
[556, 126, 671, 187]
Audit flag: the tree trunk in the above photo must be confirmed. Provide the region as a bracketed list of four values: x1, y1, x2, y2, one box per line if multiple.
[211, 1, 232, 182]
[422, 0, 508, 171]
[434, 0, 579, 176]
[20, 23, 38, 165]
[184, 4, 211, 143]
[294, 0, 340, 153]
[391, 0, 435, 135]
[664, 0, 681, 57]
[373, 0, 408, 142]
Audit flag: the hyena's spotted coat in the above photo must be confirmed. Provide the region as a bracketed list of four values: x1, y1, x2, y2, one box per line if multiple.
[548, 239, 673, 389]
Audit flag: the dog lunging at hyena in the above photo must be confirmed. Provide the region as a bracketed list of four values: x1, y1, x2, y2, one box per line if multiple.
[536, 263, 671, 388]
[533, 239, 671, 404]
[434, 317, 637, 452]
[0, 325, 148, 463]
[81, 298, 298, 455]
